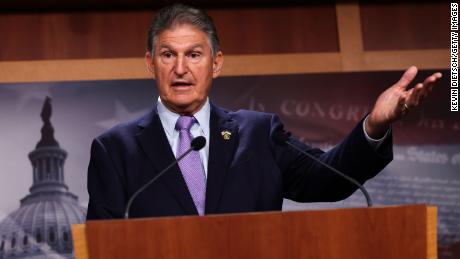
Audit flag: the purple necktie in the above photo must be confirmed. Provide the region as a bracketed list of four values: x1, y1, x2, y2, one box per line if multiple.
[175, 116, 206, 215]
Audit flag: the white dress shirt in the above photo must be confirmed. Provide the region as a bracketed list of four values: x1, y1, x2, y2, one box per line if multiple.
[362, 116, 390, 149]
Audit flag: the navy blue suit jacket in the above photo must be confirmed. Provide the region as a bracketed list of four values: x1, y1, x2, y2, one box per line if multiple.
[86, 104, 392, 220]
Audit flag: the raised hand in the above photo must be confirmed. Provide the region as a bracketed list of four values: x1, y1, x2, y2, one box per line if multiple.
[365, 66, 443, 139]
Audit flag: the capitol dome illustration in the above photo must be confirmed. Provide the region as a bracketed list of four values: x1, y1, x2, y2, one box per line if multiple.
[0, 97, 86, 258]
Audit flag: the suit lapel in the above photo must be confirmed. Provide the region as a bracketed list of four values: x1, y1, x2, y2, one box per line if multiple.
[205, 104, 239, 214]
[136, 108, 198, 215]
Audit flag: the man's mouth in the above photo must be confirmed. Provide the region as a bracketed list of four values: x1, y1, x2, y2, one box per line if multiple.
[171, 81, 192, 88]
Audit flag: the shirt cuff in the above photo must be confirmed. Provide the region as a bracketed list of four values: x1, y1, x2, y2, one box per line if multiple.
[363, 115, 391, 150]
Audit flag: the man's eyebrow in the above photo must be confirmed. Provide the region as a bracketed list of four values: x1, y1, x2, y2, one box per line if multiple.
[157, 43, 205, 51]
[188, 44, 205, 50]
[158, 44, 173, 50]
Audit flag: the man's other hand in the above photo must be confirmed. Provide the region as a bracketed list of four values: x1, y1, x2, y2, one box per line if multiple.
[365, 66, 443, 139]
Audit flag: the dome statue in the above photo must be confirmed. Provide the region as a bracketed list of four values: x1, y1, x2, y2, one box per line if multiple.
[0, 97, 86, 258]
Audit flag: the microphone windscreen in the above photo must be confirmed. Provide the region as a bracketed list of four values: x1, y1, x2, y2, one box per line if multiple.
[191, 136, 206, 151]
[272, 131, 289, 145]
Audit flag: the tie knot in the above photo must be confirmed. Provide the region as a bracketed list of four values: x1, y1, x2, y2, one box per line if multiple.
[175, 116, 196, 131]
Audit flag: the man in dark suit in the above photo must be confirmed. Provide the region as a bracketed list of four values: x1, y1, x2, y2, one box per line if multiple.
[86, 4, 442, 220]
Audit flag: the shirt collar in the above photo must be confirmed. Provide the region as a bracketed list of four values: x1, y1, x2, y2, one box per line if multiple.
[157, 97, 210, 137]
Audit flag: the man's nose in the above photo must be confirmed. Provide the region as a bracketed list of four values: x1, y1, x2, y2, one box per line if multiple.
[174, 55, 187, 76]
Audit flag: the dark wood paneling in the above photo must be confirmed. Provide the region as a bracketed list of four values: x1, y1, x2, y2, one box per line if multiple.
[360, 3, 449, 51]
[0, 11, 153, 61]
[0, 6, 339, 61]
[0, 0, 332, 12]
[210, 6, 339, 54]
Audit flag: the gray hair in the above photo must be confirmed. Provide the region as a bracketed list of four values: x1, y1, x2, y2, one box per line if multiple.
[147, 4, 221, 56]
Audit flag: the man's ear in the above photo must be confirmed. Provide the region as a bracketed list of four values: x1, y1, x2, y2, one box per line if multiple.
[212, 51, 224, 78]
[145, 51, 155, 76]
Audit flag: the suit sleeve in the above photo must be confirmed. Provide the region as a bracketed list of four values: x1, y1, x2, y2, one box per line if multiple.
[269, 114, 393, 202]
[86, 138, 127, 220]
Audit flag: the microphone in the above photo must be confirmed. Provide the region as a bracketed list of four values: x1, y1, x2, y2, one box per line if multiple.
[124, 136, 206, 219]
[273, 131, 373, 207]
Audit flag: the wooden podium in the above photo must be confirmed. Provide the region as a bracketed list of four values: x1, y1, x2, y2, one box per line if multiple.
[72, 204, 437, 259]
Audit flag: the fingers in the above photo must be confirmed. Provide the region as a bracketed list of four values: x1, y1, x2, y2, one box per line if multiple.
[423, 73, 441, 90]
[379, 68, 441, 123]
[405, 83, 424, 107]
[404, 72, 442, 108]
[416, 72, 443, 100]
[418, 75, 435, 100]
[395, 66, 418, 90]
[398, 94, 407, 116]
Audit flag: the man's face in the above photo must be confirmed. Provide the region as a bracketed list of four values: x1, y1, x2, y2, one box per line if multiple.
[146, 24, 223, 115]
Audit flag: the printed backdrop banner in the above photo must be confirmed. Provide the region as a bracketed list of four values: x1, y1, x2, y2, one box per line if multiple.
[0, 69, 458, 258]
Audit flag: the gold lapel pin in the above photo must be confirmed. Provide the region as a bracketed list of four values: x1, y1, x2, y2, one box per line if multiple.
[221, 130, 232, 140]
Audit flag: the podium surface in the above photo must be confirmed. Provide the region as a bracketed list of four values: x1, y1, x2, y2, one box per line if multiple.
[72, 204, 437, 259]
